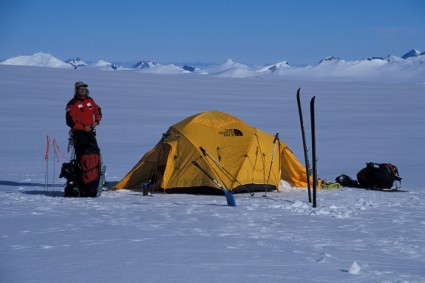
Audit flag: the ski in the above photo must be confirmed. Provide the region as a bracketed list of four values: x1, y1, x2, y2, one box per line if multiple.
[296, 88, 312, 203]
[96, 165, 106, 197]
[310, 96, 317, 208]
[192, 161, 236, 206]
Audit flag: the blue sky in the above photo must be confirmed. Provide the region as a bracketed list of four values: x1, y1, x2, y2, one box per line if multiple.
[1, 0, 424, 65]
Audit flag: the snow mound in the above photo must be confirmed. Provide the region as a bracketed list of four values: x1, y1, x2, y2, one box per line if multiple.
[88, 60, 126, 70]
[1, 52, 72, 68]
[348, 261, 361, 275]
[257, 61, 290, 73]
[205, 59, 258, 78]
[136, 63, 188, 74]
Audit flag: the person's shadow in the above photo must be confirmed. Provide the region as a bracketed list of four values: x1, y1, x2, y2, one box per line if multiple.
[0, 180, 64, 197]
[0, 180, 119, 197]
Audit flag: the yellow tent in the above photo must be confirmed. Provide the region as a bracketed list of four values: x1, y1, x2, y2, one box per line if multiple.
[114, 111, 309, 193]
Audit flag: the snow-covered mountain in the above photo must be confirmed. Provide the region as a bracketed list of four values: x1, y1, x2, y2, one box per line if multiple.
[131, 60, 188, 74]
[182, 65, 199, 72]
[401, 48, 423, 59]
[1, 50, 424, 81]
[88, 60, 126, 71]
[1, 52, 72, 68]
[65, 57, 87, 69]
[257, 61, 290, 73]
[132, 60, 159, 69]
[135, 63, 188, 75]
[203, 59, 258, 78]
[318, 56, 341, 63]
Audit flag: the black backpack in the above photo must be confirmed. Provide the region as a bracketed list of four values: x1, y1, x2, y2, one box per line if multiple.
[60, 159, 83, 197]
[357, 162, 402, 190]
[60, 159, 81, 186]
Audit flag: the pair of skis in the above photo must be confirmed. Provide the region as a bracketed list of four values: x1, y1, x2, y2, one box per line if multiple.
[296, 88, 317, 208]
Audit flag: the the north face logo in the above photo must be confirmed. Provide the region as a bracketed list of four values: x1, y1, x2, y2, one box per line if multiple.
[219, 129, 243, 137]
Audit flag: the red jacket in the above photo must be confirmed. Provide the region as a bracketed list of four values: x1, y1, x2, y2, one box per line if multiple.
[66, 96, 102, 131]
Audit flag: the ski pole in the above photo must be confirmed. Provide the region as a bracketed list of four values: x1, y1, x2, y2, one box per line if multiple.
[264, 133, 279, 197]
[44, 136, 50, 191]
[52, 138, 62, 190]
[53, 142, 56, 191]
[310, 96, 317, 208]
[199, 146, 253, 195]
[192, 161, 236, 206]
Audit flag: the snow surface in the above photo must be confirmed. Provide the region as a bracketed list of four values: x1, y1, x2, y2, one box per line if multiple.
[1, 64, 425, 283]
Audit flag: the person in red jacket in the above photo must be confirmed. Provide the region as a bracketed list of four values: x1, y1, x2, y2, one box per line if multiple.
[65, 81, 103, 197]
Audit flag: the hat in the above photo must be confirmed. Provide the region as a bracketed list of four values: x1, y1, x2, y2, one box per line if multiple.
[75, 81, 88, 89]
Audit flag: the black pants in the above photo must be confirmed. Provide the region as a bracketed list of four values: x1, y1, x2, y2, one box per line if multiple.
[72, 130, 100, 158]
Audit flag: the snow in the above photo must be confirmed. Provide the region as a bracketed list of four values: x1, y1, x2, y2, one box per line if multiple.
[348, 261, 362, 275]
[1, 63, 425, 282]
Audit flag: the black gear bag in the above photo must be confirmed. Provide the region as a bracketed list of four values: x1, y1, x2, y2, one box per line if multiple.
[356, 162, 402, 190]
[59, 159, 81, 185]
[60, 159, 82, 197]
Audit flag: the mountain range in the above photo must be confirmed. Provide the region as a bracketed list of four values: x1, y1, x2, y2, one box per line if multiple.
[1, 49, 424, 81]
